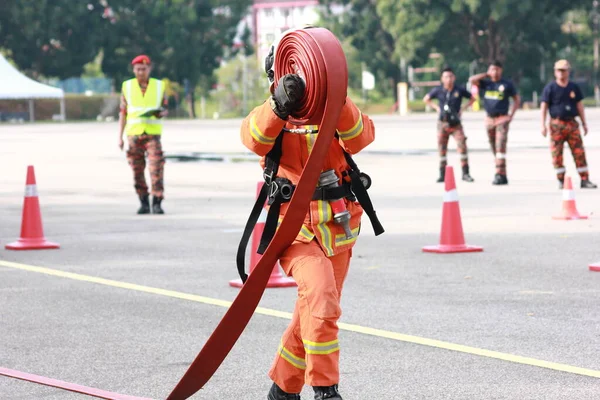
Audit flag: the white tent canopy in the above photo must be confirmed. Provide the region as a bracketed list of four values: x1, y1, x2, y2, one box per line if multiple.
[0, 53, 65, 121]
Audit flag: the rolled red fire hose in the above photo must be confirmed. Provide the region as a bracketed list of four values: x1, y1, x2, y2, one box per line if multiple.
[166, 28, 348, 400]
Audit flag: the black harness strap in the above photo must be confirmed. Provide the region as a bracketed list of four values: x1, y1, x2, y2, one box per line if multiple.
[237, 131, 385, 282]
[258, 194, 283, 255]
[236, 182, 269, 283]
[338, 134, 384, 236]
[236, 133, 284, 283]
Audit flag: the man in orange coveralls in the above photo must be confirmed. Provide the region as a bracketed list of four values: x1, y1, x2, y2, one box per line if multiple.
[240, 28, 378, 400]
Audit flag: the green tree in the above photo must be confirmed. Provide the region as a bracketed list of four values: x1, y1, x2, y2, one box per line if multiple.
[100, 0, 252, 117]
[376, 0, 587, 83]
[319, 0, 401, 100]
[320, 0, 588, 99]
[0, 0, 104, 78]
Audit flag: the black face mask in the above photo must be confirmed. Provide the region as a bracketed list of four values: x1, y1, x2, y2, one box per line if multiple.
[265, 45, 275, 83]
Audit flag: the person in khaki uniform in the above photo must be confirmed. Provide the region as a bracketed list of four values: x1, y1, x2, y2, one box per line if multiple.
[118, 55, 168, 214]
[541, 59, 597, 189]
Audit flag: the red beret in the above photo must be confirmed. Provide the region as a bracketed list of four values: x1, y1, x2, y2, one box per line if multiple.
[131, 55, 151, 65]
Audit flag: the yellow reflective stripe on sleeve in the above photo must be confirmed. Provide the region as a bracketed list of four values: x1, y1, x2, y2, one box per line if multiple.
[278, 343, 307, 370]
[315, 200, 334, 256]
[335, 227, 360, 246]
[305, 127, 317, 155]
[338, 113, 364, 140]
[302, 339, 340, 355]
[250, 115, 277, 145]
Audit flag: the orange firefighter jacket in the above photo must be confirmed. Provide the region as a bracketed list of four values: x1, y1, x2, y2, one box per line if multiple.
[240, 97, 375, 257]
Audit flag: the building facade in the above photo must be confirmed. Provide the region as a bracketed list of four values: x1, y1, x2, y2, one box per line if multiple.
[251, 1, 320, 63]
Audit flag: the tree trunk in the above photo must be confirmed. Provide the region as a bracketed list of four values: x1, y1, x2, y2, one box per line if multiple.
[187, 91, 196, 119]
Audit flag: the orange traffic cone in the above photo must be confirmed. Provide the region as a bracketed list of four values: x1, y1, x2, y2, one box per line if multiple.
[590, 262, 600, 272]
[423, 165, 483, 254]
[229, 182, 296, 288]
[553, 176, 588, 220]
[6, 166, 59, 250]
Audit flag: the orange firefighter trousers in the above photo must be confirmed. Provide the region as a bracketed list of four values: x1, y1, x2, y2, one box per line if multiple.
[268, 239, 352, 393]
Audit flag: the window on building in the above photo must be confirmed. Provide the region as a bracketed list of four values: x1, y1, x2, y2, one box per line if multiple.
[264, 8, 273, 17]
[266, 33, 275, 43]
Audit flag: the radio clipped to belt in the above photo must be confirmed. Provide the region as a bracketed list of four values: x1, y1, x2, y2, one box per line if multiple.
[236, 131, 384, 283]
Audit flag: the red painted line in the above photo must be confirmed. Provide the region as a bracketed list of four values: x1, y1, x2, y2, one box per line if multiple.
[0, 367, 153, 400]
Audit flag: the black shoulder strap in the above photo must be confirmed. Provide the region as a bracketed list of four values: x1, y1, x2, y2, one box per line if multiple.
[336, 133, 384, 236]
[262, 133, 284, 185]
[236, 133, 284, 283]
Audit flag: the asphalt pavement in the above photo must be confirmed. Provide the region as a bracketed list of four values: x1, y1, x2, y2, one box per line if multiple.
[1, 109, 600, 399]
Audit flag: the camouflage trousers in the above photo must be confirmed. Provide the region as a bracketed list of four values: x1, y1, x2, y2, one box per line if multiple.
[437, 121, 468, 168]
[486, 117, 510, 175]
[549, 119, 589, 181]
[127, 134, 165, 198]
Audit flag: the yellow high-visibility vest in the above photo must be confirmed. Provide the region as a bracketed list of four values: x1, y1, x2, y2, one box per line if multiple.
[122, 78, 165, 136]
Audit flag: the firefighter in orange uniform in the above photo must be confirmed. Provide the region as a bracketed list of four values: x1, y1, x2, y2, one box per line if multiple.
[240, 30, 381, 400]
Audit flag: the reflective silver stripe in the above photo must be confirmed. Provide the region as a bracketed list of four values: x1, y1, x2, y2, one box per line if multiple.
[577, 166, 589, 173]
[444, 189, 459, 202]
[303, 340, 340, 355]
[555, 167, 566, 173]
[338, 114, 364, 140]
[128, 106, 155, 112]
[126, 119, 163, 125]
[563, 190, 576, 200]
[460, 154, 469, 160]
[25, 184, 38, 198]
[299, 225, 315, 240]
[155, 80, 163, 108]
[496, 153, 506, 159]
[250, 115, 276, 145]
[440, 156, 447, 161]
[278, 344, 306, 369]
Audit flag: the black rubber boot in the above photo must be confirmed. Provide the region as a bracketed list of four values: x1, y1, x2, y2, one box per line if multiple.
[267, 383, 301, 400]
[558, 178, 564, 190]
[492, 174, 508, 185]
[137, 195, 150, 214]
[437, 167, 445, 183]
[313, 385, 342, 400]
[152, 196, 165, 214]
[462, 165, 474, 182]
[581, 179, 598, 189]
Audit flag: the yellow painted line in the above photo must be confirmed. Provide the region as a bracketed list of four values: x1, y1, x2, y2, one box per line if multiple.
[2, 260, 600, 379]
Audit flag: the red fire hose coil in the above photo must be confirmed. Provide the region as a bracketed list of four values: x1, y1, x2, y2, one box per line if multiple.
[166, 28, 348, 400]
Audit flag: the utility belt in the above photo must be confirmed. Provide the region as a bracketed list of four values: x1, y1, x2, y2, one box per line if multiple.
[267, 174, 365, 205]
[236, 131, 384, 282]
[439, 116, 461, 126]
[551, 116, 576, 122]
[259, 169, 378, 255]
